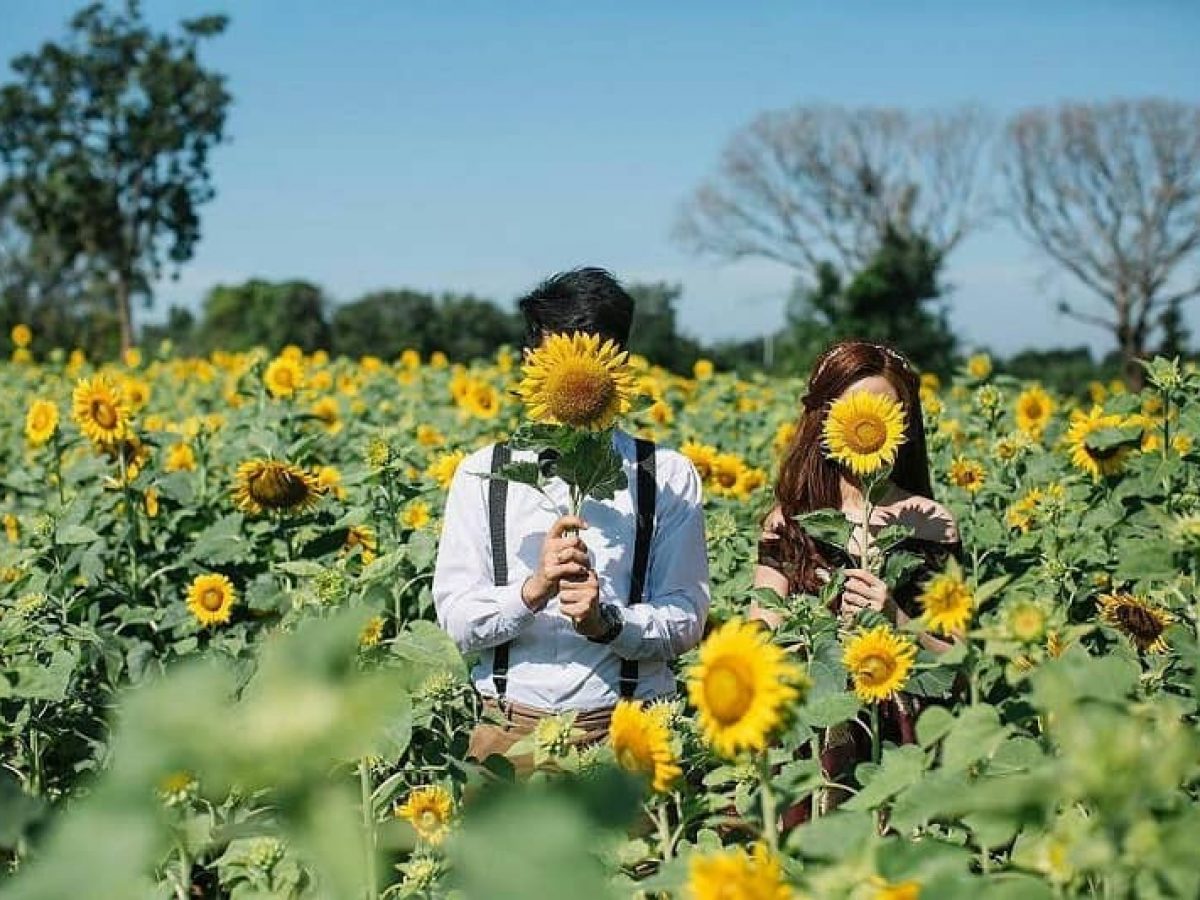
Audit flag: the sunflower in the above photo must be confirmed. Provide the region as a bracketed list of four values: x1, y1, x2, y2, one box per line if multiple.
[648, 400, 674, 426]
[1005, 599, 1048, 644]
[966, 353, 992, 380]
[144, 486, 160, 519]
[462, 379, 501, 419]
[823, 391, 906, 477]
[1066, 406, 1131, 480]
[686, 619, 807, 758]
[426, 450, 466, 489]
[709, 452, 747, 498]
[402, 500, 431, 530]
[517, 332, 637, 430]
[430, 350, 449, 369]
[399, 348, 421, 371]
[773, 421, 797, 454]
[186, 573, 237, 626]
[693, 358, 715, 381]
[1098, 593, 1173, 654]
[165, 442, 197, 473]
[686, 843, 790, 900]
[948, 458, 985, 494]
[316, 465, 347, 500]
[122, 376, 152, 413]
[918, 572, 974, 636]
[310, 396, 342, 433]
[233, 459, 323, 515]
[25, 399, 59, 447]
[396, 785, 454, 845]
[264, 355, 305, 398]
[72, 374, 131, 445]
[842, 626, 917, 703]
[343, 524, 377, 563]
[416, 424, 445, 447]
[681, 440, 718, 481]
[1015, 385, 1055, 437]
[871, 876, 922, 900]
[359, 615, 385, 648]
[10, 323, 32, 348]
[609, 700, 682, 793]
[103, 435, 151, 484]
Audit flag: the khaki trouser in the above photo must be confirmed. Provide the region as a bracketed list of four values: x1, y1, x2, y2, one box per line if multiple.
[467, 698, 614, 776]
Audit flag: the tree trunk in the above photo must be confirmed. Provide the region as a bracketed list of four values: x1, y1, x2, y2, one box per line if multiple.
[115, 272, 134, 354]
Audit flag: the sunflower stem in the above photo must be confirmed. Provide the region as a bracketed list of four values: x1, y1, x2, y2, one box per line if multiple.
[869, 702, 881, 765]
[650, 799, 674, 862]
[359, 758, 379, 900]
[757, 750, 779, 852]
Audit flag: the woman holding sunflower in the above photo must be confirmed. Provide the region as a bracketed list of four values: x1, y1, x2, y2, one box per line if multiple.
[752, 339, 963, 823]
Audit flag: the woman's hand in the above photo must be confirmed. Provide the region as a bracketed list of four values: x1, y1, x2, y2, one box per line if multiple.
[838, 569, 896, 624]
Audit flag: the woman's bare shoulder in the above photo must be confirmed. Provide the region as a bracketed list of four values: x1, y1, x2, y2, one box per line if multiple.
[881, 491, 960, 544]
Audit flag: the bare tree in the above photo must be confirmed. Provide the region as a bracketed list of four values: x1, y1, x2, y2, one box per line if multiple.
[674, 104, 994, 273]
[1005, 99, 1200, 385]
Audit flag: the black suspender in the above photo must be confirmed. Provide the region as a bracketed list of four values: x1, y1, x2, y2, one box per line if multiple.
[488, 443, 512, 699]
[488, 438, 657, 701]
[619, 438, 657, 698]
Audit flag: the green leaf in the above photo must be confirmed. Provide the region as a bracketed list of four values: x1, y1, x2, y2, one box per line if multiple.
[941, 705, 1010, 772]
[916, 706, 955, 747]
[793, 509, 852, 547]
[491, 461, 544, 490]
[843, 744, 926, 811]
[55, 524, 100, 545]
[510, 422, 584, 455]
[784, 809, 874, 856]
[799, 691, 862, 727]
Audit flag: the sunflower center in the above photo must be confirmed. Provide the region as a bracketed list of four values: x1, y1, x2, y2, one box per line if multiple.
[201, 588, 226, 612]
[850, 417, 886, 453]
[703, 659, 754, 724]
[1024, 400, 1043, 418]
[91, 398, 118, 429]
[250, 465, 311, 508]
[1090, 445, 1122, 462]
[1012, 609, 1044, 640]
[1115, 604, 1163, 641]
[858, 653, 895, 686]
[543, 362, 616, 427]
[419, 810, 440, 829]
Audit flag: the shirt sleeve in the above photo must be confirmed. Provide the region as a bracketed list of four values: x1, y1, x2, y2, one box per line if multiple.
[607, 455, 710, 662]
[432, 452, 537, 654]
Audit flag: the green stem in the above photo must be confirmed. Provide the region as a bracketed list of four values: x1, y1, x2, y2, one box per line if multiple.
[758, 751, 778, 852]
[651, 800, 675, 862]
[173, 837, 191, 900]
[360, 759, 379, 900]
[870, 702, 881, 765]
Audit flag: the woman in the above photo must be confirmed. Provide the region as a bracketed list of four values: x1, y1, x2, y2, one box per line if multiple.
[752, 339, 962, 823]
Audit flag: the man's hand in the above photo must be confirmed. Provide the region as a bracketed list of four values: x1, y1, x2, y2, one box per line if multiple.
[559, 569, 603, 637]
[838, 569, 896, 624]
[521, 515, 590, 611]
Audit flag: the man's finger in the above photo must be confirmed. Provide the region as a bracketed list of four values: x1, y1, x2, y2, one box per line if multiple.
[546, 562, 588, 580]
[548, 516, 589, 539]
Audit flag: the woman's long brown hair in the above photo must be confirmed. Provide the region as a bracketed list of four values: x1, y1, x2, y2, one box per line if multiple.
[766, 340, 934, 593]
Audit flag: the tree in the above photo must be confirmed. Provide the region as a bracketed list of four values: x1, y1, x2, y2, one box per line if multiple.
[331, 289, 439, 359]
[674, 104, 993, 273]
[196, 280, 331, 353]
[781, 227, 956, 375]
[626, 281, 704, 374]
[1004, 99, 1200, 386]
[426, 293, 523, 360]
[0, 0, 231, 353]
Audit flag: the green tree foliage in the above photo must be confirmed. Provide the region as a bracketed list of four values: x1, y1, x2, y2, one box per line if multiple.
[778, 227, 957, 376]
[626, 281, 704, 375]
[196, 280, 331, 353]
[330, 289, 523, 361]
[0, 0, 230, 353]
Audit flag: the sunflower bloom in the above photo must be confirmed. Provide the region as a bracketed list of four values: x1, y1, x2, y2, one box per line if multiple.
[264, 355, 305, 398]
[517, 332, 637, 430]
[10, 323, 32, 348]
[966, 353, 992, 380]
[233, 459, 323, 515]
[186, 573, 237, 626]
[918, 572, 974, 636]
[948, 458, 985, 494]
[396, 785, 454, 846]
[1015, 385, 1055, 437]
[1005, 599, 1048, 644]
[1098, 593, 1173, 654]
[25, 399, 59, 447]
[359, 615, 385, 648]
[609, 700, 682, 793]
[72, 374, 131, 445]
[344, 524, 377, 563]
[461, 379, 501, 419]
[165, 442, 197, 473]
[843, 626, 917, 703]
[686, 843, 790, 900]
[681, 440, 718, 481]
[1066, 406, 1130, 480]
[687, 620, 807, 758]
[427, 450, 466, 489]
[402, 500, 431, 530]
[823, 391, 906, 477]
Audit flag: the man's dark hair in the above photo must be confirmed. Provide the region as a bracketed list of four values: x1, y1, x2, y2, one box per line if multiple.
[517, 267, 635, 349]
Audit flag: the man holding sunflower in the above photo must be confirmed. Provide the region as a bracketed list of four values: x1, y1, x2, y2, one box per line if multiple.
[433, 268, 710, 768]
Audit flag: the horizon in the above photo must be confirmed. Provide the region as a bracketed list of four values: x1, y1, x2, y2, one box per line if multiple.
[3, 0, 1199, 357]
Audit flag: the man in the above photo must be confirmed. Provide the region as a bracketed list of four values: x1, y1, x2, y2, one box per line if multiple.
[433, 267, 710, 768]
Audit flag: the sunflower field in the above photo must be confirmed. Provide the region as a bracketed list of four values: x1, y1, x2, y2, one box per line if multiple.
[1, 332, 1198, 900]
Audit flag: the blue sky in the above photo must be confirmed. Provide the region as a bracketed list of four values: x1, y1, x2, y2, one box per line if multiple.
[3, 1, 1199, 355]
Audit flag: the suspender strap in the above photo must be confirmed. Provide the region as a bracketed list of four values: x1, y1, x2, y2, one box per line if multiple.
[489, 443, 512, 699]
[619, 438, 657, 699]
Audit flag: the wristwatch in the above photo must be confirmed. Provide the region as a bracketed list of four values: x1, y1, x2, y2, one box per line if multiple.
[586, 603, 624, 644]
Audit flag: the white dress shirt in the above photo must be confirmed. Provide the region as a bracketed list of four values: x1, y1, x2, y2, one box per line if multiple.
[433, 428, 710, 711]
